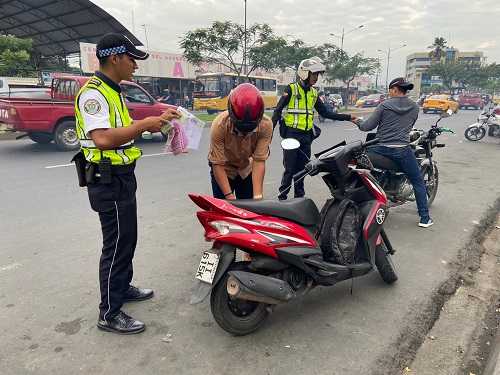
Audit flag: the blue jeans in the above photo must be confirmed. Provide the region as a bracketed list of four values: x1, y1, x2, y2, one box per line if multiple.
[368, 145, 429, 218]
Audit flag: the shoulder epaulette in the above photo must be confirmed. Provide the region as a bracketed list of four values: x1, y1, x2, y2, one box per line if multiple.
[88, 77, 102, 87]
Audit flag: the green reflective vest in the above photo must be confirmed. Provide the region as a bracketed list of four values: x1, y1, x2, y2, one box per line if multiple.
[75, 76, 142, 165]
[285, 83, 318, 131]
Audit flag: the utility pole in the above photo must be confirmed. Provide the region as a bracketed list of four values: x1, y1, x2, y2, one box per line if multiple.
[141, 24, 149, 50]
[378, 44, 406, 90]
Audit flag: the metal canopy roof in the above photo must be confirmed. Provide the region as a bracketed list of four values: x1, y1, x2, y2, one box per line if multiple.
[0, 0, 143, 57]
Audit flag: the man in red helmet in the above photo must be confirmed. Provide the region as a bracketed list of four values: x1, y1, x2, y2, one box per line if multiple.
[208, 83, 273, 200]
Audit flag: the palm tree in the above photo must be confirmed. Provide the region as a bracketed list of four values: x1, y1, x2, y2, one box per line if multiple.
[428, 37, 448, 61]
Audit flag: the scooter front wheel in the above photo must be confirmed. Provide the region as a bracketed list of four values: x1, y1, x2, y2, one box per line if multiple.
[375, 241, 398, 284]
[464, 126, 486, 141]
[210, 261, 271, 336]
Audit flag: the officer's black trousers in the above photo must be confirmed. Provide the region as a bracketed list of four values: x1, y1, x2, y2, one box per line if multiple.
[278, 129, 312, 200]
[87, 173, 138, 321]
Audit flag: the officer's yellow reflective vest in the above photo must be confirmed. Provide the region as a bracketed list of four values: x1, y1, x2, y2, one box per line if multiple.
[75, 76, 142, 165]
[285, 82, 318, 131]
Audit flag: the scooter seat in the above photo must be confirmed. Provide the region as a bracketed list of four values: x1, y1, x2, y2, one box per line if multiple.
[366, 152, 402, 172]
[230, 197, 321, 226]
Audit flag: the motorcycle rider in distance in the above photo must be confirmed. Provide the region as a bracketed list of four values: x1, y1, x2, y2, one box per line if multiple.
[355, 77, 433, 228]
[272, 56, 358, 200]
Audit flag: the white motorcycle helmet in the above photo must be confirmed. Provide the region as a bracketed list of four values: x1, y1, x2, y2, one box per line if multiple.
[297, 56, 326, 81]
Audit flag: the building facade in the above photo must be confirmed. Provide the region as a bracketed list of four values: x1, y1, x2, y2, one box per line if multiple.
[405, 48, 484, 95]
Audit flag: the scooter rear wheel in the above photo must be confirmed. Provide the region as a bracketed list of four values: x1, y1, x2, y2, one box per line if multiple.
[210, 261, 271, 336]
[375, 241, 398, 284]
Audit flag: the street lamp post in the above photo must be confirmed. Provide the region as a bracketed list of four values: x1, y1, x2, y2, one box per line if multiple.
[378, 44, 406, 90]
[243, 0, 247, 77]
[330, 25, 363, 54]
[141, 24, 149, 50]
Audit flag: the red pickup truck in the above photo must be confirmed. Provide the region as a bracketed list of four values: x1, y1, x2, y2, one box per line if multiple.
[458, 93, 485, 110]
[0, 76, 176, 151]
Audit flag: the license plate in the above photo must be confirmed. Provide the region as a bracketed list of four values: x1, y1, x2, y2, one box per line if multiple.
[194, 250, 221, 284]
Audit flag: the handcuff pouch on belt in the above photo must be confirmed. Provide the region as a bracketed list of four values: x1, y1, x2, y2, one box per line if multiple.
[71, 150, 88, 187]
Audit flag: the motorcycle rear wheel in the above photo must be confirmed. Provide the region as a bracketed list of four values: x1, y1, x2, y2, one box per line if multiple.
[319, 116, 325, 123]
[423, 164, 439, 207]
[210, 261, 271, 336]
[375, 241, 398, 284]
[464, 126, 486, 141]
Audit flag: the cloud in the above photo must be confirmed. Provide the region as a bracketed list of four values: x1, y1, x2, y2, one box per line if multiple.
[91, 0, 500, 79]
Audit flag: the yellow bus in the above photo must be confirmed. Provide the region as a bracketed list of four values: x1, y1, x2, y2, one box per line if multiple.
[193, 72, 277, 114]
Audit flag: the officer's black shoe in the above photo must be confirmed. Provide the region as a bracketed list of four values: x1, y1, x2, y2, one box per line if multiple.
[97, 311, 145, 335]
[123, 285, 154, 302]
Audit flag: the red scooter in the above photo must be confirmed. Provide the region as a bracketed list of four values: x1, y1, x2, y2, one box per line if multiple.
[190, 138, 397, 335]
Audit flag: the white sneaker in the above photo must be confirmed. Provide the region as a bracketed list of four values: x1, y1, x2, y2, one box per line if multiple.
[418, 217, 434, 228]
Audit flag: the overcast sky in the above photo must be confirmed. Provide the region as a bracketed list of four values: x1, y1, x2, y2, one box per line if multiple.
[91, 0, 499, 82]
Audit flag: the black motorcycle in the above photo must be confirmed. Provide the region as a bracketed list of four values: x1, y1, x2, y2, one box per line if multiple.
[355, 109, 454, 208]
[318, 101, 338, 122]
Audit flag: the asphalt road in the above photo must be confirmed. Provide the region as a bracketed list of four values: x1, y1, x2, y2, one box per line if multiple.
[0, 108, 499, 374]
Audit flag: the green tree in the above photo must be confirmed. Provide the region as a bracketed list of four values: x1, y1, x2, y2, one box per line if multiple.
[180, 21, 278, 76]
[324, 47, 380, 107]
[247, 37, 321, 73]
[0, 34, 34, 76]
[428, 37, 448, 61]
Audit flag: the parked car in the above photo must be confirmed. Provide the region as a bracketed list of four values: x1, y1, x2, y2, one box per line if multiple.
[422, 94, 459, 114]
[458, 93, 485, 110]
[355, 96, 368, 108]
[362, 93, 388, 107]
[0, 76, 177, 151]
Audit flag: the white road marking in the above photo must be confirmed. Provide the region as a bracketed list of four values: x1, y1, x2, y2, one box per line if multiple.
[0, 263, 21, 274]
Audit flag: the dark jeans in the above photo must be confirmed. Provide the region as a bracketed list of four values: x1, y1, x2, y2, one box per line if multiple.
[87, 173, 138, 321]
[368, 145, 429, 218]
[279, 129, 312, 200]
[209, 164, 253, 199]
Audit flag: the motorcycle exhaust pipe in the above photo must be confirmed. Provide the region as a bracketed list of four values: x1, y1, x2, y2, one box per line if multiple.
[226, 271, 295, 305]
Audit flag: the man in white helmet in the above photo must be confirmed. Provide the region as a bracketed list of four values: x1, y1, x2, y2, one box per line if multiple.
[272, 56, 358, 200]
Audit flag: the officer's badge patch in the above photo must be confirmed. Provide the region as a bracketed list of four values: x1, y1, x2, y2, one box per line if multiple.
[84, 99, 101, 115]
[282, 92, 289, 97]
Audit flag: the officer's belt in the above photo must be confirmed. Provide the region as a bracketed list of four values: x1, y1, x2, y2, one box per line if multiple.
[91, 161, 136, 175]
[285, 126, 311, 133]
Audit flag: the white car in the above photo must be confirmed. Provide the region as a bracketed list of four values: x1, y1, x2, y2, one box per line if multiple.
[329, 94, 343, 107]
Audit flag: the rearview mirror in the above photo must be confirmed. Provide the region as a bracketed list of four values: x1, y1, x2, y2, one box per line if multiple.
[440, 109, 453, 118]
[281, 138, 300, 150]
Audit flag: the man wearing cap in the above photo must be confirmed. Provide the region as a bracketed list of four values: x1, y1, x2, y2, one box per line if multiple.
[75, 33, 181, 334]
[356, 77, 433, 228]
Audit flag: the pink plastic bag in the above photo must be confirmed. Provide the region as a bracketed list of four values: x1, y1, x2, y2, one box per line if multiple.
[169, 121, 189, 156]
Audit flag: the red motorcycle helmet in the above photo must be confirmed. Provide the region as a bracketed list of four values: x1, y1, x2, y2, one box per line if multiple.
[228, 83, 264, 133]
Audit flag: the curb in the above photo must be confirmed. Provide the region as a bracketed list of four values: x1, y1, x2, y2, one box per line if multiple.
[485, 325, 500, 375]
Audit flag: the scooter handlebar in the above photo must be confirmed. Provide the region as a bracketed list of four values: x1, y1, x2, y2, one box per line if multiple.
[362, 138, 380, 148]
[293, 168, 309, 181]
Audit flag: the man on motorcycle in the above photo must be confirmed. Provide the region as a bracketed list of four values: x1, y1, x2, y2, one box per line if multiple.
[355, 77, 434, 228]
[272, 56, 357, 200]
[208, 83, 273, 200]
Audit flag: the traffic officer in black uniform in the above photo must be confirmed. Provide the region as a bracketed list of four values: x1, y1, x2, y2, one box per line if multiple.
[75, 33, 181, 335]
[272, 56, 358, 200]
